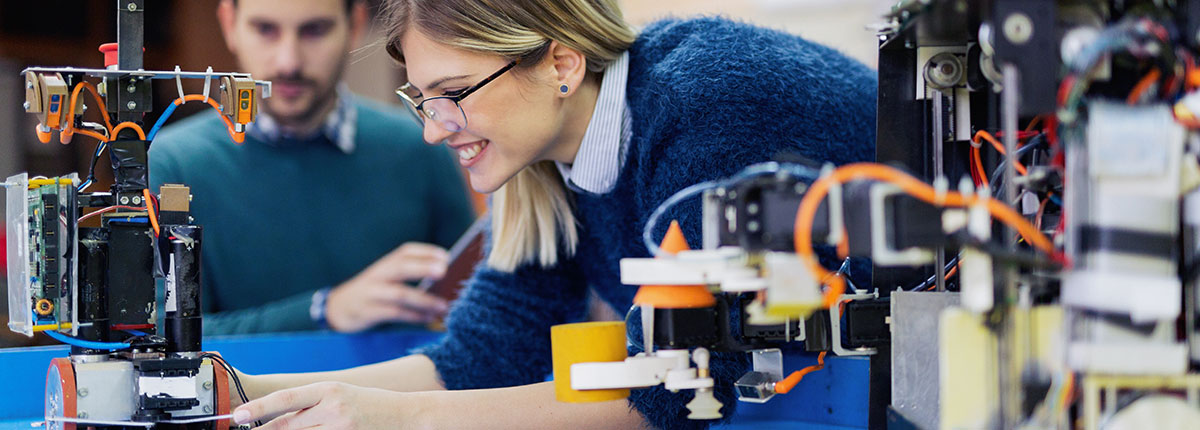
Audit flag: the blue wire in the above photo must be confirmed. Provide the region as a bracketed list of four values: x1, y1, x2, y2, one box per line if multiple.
[124, 329, 147, 336]
[146, 100, 181, 141]
[1048, 194, 1062, 206]
[642, 162, 820, 256]
[44, 330, 131, 350]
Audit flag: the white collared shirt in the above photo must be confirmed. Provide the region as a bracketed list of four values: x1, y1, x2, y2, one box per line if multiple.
[556, 52, 632, 194]
[247, 84, 358, 153]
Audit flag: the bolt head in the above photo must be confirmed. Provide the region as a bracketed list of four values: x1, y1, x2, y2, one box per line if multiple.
[26, 80, 33, 89]
[127, 2, 137, 11]
[120, 196, 130, 205]
[23, 101, 31, 110]
[78, 388, 88, 397]
[204, 405, 213, 413]
[126, 101, 137, 110]
[127, 85, 136, 94]
[77, 411, 88, 419]
[203, 380, 214, 391]
[1003, 13, 1034, 45]
[132, 196, 142, 205]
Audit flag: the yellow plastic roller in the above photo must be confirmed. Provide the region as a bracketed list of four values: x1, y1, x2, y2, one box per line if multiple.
[550, 321, 629, 403]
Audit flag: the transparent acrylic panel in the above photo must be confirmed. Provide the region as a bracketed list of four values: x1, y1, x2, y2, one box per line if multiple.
[6, 173, 31, 336]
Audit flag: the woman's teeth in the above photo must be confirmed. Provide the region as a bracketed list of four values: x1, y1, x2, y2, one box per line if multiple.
[459, 141, 488, 161]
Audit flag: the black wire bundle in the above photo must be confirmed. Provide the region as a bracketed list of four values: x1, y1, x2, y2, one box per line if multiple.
[200, 353, 262, 428]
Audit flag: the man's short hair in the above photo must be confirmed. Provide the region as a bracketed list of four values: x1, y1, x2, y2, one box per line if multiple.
[231, 0, 360, 13]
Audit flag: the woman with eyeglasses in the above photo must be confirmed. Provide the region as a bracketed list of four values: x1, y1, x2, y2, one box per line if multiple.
[230, 0, 875, 428]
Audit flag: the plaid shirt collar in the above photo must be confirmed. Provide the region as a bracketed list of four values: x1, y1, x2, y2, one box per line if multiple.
[247, 84, 357, 153]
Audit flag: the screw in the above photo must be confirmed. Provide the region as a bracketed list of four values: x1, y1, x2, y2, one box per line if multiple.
[77, 412, 88, 419]
[188, 216, 195, 223]
[120, 196, 130, 205]
[747, 221, 760, 232]
[132, 196, 142, 205]
[793, 183, 808, 194]
[127, 2, 137, 11]
[203, 381, 213, 391]
[1003, 13, 1033, 45]
[23, 101, 31, 110]
[78, 388, 88, 397]
[26, 81, 33, 89]
[127, 84, 136, 94]
[126, 101, 137, 110]
[204, 405, 213, 413]
[747, 203, 759, 215]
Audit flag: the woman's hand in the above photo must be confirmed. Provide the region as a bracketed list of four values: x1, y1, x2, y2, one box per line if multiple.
[233, 382, 417, 429]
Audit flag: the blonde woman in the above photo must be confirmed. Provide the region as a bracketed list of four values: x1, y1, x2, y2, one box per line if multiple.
[232, 0, 876, 428]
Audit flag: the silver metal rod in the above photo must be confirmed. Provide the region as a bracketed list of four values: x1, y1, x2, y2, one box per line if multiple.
[998, 63, 1022, 429]
[21, 66, 253, 80]
[641, 304, 655, 356]
[932, 92, 947, 292]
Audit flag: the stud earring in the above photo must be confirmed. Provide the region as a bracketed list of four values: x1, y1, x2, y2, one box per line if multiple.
[560, 84, 569, 94]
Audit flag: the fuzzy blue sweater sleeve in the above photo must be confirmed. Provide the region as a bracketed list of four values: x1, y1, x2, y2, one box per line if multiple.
[414, 229, 591, 389]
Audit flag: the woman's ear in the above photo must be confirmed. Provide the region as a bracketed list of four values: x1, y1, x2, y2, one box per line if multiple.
[546, 41, 588, 97]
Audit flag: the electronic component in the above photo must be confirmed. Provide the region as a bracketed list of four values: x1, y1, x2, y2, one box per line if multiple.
[4, 3, 267, 428]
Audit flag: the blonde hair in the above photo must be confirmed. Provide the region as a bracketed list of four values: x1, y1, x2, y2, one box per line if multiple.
[382, 0, 636, 272]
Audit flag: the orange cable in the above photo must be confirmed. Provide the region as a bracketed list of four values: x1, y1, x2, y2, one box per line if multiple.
[1127, 68, 1161, 105]
[793, 163, 1059, 310]
[177, 94, 244, 144]
[970, 146, 989, 187]
[775, 351, 826, 394]
[1024, 114, 1044, 133]
[111, 121, 146, 140]
[974, 130, 1027, 175]
[143, 189, 160, 236]
[74, 129, 110, 143]
[62, 82, 113, 142]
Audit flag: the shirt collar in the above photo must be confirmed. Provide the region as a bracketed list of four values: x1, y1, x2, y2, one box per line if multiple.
[247, 84, 358, 154]
[556, 51, 630, 194]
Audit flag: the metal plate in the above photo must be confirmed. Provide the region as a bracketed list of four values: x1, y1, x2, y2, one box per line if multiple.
[890, 291, 959, 430]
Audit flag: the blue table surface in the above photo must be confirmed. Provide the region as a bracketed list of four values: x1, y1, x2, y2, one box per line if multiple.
[0, 330, 869, 429]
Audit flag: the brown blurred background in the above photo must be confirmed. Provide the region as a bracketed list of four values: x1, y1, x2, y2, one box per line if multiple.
[0, 0, 888, 347]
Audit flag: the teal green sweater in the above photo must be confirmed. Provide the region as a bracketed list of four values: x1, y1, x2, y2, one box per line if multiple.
[149, 96, 475, 335]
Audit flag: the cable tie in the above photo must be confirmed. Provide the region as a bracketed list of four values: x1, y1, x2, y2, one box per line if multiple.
[202, 66, 214, 103]
[173, 65, 185, 102]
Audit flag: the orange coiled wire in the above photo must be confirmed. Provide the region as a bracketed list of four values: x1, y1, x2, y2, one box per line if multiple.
[793, 163, 1060, 312]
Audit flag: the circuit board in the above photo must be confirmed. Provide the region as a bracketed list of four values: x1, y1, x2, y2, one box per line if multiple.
[4, 173, 78, 336]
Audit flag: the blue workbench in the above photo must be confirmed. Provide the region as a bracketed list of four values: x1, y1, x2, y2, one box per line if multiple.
[0, 330, 868, 429]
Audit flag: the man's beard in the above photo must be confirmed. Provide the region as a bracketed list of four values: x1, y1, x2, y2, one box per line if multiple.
[264, 55, 347, 129]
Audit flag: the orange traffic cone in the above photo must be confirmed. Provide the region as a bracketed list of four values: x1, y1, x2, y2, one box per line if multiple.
[632, 221, 717, 308]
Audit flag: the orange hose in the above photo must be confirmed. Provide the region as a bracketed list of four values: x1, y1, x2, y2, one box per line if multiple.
[974, 131, 1027, 175]
[1024, 114, 1044, 133]
[176, 94, 244, 144]
[73, 129, 109, 143]
[143, 189, 160, 236]
[970, 146, 989, 187]
[112, 121, 146, 140]
[775, 351, 826, 394]
[793, 163, 1059, 310]
[62, 82, 113, 142]
[1127, 68, 1161, 105]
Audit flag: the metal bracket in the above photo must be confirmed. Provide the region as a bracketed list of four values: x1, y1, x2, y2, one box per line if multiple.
[830, 292, 879, 356]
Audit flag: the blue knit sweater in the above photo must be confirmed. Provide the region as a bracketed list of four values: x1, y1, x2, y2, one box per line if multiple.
[417, 17, 876, 429]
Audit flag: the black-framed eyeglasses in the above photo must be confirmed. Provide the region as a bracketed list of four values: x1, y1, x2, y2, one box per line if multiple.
[396, 60, 519, 133]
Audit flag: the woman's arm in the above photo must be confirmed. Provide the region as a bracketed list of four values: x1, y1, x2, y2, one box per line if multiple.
[233, 381, 649, 430]
[239, 354, 446, 401]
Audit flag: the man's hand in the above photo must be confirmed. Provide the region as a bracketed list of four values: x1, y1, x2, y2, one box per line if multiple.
[325, 242, 451, 332]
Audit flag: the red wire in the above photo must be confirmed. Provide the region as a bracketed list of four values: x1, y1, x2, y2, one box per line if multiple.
[77, 205, 147, 223]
